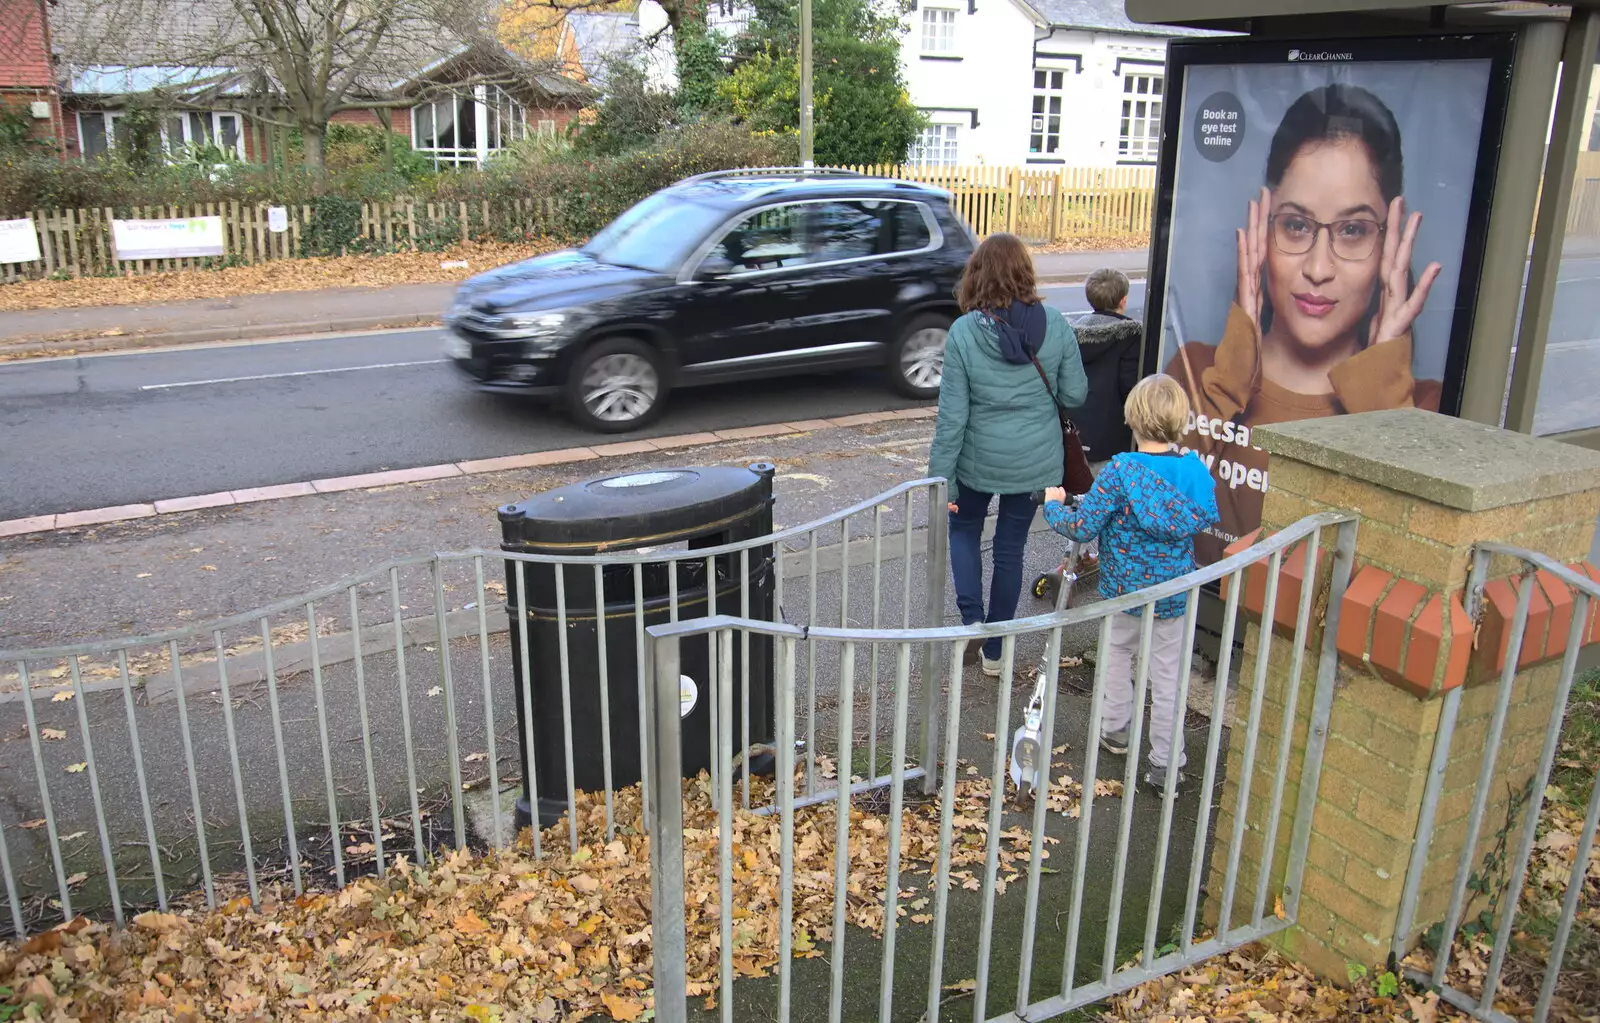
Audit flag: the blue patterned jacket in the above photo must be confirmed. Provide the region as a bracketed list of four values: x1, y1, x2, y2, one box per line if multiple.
[1042, 450, 1219, 618]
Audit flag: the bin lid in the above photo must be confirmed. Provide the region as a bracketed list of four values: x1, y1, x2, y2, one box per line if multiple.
[499, 463, 774, 552]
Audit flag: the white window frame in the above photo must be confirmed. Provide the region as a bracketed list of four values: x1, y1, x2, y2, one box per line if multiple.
[411, 85, 528, 169]
[1029, 68, 1066, 156]
[908, 122, 959, 167]
[920, 7, 957, 54]
[76, 110, 124, 159]
[76, 109, 244, 161]
[1118, 70, 1163, 164]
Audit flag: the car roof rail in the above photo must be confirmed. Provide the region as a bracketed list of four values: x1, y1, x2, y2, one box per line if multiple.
[672, 166, 867, 186]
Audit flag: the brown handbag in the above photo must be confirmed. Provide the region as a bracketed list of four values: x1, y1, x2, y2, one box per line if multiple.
[1029, 353, 1095, 495]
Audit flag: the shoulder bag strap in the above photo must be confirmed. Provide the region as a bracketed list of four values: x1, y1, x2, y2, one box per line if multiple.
[1028, 351, 1065, 419]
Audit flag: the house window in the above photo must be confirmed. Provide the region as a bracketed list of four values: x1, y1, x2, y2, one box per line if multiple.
[908, 123, 959, 167]
[77, 110, 243, 161]
[920, 8, 956, 54]
[1118, 72, 1163, 163]
[1029, 69, 1065, 155]
[77, 111, 124, 159]
[412, 85, 526, 169]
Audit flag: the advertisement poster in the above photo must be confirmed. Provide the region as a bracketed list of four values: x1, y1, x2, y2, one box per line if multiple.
[0, 219, 41, 265]
[1144, 35, 1514, 565]
[111, 216, 226, 261]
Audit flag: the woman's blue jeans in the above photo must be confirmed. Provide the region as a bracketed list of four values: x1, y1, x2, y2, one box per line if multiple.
[948, 485, 1037, 661]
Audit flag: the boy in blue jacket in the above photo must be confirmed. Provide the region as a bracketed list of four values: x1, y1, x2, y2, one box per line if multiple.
[1042, 374, 1219, 789]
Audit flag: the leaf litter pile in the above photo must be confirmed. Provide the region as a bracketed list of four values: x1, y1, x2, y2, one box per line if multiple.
[0, 242, 556, 316]
[0, 758, 1121, 1022]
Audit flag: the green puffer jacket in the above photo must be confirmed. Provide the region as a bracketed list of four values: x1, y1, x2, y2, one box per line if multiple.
[927, 307, 1088, 500]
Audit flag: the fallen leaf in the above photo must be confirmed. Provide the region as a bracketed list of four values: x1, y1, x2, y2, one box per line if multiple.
[200, 565, 217, 571]
[464, 752, 487, 763]
[136, 573, 152, 579]
[65, 873, 88, 887]
[454, 910, 489, 935]
[427, 686, 443, 697]
[18, 819, 45, 830]
[601, 993, 645, 1021]
[1274, 895, 1286, 921]
[40, 728, 66, 741]
[51, 691, 75, 703]
[59, 831, 85, 842]
[570, 873, 601, 894]
[65, 762, 87, 774]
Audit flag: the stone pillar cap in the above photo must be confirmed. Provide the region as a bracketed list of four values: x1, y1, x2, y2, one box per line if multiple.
[1255, 409, 1600, 512]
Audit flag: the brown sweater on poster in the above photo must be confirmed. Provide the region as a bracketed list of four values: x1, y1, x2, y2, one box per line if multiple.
[1166, 303, 1443, 565]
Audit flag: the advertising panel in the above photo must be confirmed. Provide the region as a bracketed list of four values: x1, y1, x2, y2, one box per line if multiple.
[112, 216, 227, 261]
[1145, 35, 1515, 565]
[0, 219, 42, 265]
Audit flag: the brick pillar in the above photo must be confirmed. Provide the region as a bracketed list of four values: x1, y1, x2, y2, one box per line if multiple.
[1204, 409, 1600, 979]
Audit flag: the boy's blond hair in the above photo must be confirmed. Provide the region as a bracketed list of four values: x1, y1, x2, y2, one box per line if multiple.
[1124, 374, 1189, 445]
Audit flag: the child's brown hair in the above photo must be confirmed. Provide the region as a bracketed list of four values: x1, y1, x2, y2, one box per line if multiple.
[1084, 268, 1130, 314]
[1124, 374, 1189, 445]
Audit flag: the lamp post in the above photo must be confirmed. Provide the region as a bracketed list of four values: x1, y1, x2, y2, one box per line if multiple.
[799, 0, 814, 166]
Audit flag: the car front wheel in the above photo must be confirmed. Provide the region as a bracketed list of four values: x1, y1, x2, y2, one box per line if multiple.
[889, 314, 950, 400]
[566, 338, 667, 433]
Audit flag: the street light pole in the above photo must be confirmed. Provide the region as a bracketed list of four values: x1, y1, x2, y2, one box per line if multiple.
[799, 0, 814, 166]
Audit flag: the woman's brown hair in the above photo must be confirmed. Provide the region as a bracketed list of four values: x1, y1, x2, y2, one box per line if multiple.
[956, 233, 1040, 313]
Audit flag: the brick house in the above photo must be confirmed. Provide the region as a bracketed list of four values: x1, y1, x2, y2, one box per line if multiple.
[0, 0, 64, 147]
[11, 0, 590, 168]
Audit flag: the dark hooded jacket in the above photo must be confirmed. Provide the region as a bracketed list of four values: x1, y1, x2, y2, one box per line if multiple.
[1071, 310, 1143, 461]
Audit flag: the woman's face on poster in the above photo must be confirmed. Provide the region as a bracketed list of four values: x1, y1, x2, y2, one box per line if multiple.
[1264, 137, 1386, 352]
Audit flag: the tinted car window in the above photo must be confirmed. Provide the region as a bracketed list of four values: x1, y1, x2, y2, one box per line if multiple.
[808, 202, 887, 261]
[891, 202, 934, 251]
[582, 192, 723, 274]
[700, 204, 810, 275]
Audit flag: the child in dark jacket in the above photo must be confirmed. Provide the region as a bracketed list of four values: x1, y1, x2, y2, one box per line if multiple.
[1072, 268, 1143, 463]
[1042, 374, 1219, 789]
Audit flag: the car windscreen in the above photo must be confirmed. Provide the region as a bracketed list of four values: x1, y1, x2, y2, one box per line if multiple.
[580, 192, 722, 275]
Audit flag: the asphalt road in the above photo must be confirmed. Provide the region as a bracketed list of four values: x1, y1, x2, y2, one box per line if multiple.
[10, 265, 1600, 520]
[0, 283, 1132, 520]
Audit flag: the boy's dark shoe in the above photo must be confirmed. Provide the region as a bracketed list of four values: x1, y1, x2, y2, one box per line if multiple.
[1099, 729, 1130, 756]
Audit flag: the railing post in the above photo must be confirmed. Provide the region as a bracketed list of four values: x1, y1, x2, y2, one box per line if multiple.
[918, 479, 948, 795]
[648, 632, 688, 1023]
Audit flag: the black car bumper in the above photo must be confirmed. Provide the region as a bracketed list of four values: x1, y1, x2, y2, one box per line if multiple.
[446, 329, 563, 396]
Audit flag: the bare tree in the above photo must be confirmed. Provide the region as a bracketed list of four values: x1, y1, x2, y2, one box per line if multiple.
[54, 0, 581, 176]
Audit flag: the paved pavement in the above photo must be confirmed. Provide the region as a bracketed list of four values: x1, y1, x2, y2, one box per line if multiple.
[0, 418, 1205, 960]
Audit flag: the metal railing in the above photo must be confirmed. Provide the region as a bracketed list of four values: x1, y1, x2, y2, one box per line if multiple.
[0, 478, 948, 938]
[1393, 544, 1600, 1023]
[645, 511, 1359, 1023]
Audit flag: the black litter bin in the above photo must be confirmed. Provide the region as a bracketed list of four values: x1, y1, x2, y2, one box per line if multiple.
[500, 463, 778, 830]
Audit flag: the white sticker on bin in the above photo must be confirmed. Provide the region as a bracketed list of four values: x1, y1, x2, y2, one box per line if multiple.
[679, 675, 698, 718]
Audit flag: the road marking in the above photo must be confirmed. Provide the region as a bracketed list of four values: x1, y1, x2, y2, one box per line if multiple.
[1, 325, 446, 369]
[1548, 337, 1600, 352]
[140, 359, 448, 390]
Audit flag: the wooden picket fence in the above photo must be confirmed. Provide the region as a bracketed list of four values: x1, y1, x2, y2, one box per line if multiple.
[0, 198, 562, 283]
[840, 163, 1158, 244]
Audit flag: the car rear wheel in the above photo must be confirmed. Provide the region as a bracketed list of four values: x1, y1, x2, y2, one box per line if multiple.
[889, 314, 950, 399]
[566, 338, 667, 433]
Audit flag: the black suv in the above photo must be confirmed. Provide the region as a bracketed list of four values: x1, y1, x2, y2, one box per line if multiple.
[443, 168, 973, 431]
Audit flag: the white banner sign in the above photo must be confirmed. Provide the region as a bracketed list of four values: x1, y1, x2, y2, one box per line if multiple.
[267, 206, 289, 233]
[0, 219, 42, 265]
[111, 215, 226, 260]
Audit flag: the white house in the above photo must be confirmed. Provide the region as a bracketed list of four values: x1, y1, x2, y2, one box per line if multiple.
[901, 0, 1215, 168]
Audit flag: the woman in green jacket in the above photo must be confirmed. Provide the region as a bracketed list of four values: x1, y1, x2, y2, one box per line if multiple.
[928, 233, 1089, 675]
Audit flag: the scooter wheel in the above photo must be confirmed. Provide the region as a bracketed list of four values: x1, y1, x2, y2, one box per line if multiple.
[1032, 573, 1055, 600]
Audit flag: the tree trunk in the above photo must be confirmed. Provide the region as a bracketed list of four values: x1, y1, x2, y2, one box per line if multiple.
[301, 122, 328, 190]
